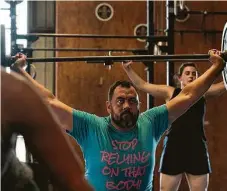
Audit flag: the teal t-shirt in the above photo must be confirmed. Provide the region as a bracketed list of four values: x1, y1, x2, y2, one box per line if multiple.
[69, 105, 169, 191]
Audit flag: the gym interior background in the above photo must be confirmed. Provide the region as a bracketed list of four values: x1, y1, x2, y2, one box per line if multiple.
[1, 1, 227, 190]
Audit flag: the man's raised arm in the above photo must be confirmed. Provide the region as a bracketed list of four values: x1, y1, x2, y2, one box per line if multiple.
[10, 53, 73, 131]
[167, 50, 226, 124]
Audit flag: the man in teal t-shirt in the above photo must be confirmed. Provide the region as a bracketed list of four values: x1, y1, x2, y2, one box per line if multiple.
[68, 81, 169, 190]
[70, 105, 168, 191]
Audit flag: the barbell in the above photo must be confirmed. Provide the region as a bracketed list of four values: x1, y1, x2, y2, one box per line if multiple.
[0, 23, 227, 88]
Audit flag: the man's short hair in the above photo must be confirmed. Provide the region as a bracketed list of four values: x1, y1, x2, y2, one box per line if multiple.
[108, 80, 138, 101]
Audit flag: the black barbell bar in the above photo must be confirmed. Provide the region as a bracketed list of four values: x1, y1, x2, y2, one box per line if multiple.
[5, 54, 224, 63]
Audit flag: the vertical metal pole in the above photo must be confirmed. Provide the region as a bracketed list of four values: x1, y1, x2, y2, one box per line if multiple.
[166, 0, 175, 86]
[147, 1, 155, 190]
[147, 0, 155, 109]
[53, 1, 56, 96]
[1, 25, 6, 66]
[9, 1, 18, 56]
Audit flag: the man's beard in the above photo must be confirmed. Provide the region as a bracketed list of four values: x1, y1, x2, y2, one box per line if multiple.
[111, 108, 139, 129]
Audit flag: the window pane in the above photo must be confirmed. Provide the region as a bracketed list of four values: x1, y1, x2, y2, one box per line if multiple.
[17, 39, 27, 49]
[15, 135, 26, 163]
[17, 0, 27, 48]
[0, 10, 11, 28]
[0, 1, 10, 9]
[17, 0, 27, 34]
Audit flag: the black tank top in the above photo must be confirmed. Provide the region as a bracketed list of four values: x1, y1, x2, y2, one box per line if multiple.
[166, 88, 207, 142]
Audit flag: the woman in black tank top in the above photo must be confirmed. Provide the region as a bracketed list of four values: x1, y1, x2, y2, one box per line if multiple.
[123, 61, 226, 191]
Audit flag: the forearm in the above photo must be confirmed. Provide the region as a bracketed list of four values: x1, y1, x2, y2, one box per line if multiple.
[11, 65, 55, 99]
[124, 65, 173, 100]
[216, 81, 226, 96]
[206, 81, 226, 98]
[124, 66, 147, 89]
[213, 81, 226, 96]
